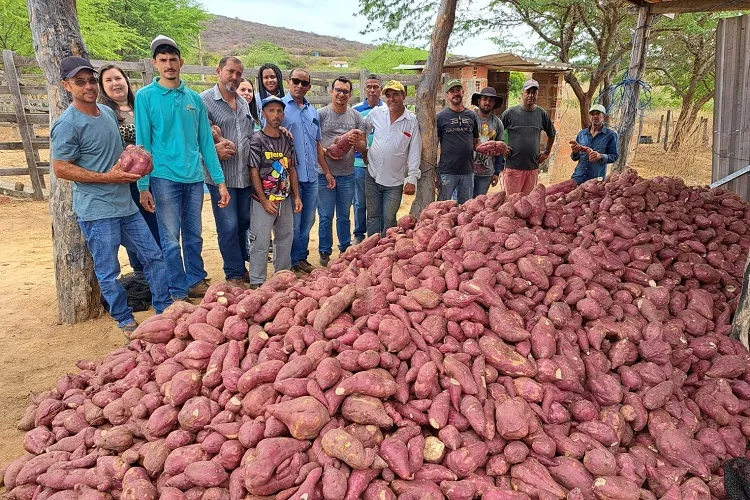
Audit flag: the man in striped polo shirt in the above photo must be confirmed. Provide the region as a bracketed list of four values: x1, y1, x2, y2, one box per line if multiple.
[200, 56, 255, 288]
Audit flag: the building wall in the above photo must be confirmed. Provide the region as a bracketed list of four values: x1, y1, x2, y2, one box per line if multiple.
[532, 71, 566, 175]
[487, 71, 510, 115]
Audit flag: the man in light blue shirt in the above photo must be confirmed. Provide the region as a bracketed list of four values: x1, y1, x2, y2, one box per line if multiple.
[352, 74, 385, 244]
[51, 56, 170, 334]
[281, 68, 335, 274]
[135, 35, 229, 300]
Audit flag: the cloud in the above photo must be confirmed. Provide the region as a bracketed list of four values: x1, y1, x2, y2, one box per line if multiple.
[199, 0, 501, 57]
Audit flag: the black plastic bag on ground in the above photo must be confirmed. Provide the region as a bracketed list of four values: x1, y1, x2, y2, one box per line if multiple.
[100, 272, 152, 312]
[725, 458, 750, 500]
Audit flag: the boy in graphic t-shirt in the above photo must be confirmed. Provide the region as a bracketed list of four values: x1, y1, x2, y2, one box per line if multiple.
[247, 96, 302, 286]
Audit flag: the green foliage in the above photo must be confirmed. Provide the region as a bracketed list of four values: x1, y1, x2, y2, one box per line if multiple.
[508, 71, 524, 103]
[0, 0, 34, 55]
[239, 41, 294, 69]
[2, 0, 208, 61]
[354, 43, 429, 73]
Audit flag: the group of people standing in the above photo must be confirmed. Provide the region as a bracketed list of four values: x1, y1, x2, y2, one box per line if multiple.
[51, 34, 619, 333]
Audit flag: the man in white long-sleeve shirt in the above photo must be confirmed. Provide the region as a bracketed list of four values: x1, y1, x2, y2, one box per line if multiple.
[363, 80, 421, 236]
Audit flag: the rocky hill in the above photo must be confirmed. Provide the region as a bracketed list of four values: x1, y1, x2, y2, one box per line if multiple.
[201, 15, 372, 58]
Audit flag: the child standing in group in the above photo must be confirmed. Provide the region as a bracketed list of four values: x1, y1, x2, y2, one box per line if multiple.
[246, 96, 302, 286]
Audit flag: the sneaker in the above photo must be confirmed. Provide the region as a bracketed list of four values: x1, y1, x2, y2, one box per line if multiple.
[226, 279, 247, 289]
[188, 279, 211, 298]
[248, 283, 260, 290]
[319, 253, 330, 267]
[242, 270, 250, 283]
[296, 259, 316, 274]
[120, 320, 138, 338]
[353, 236, 365, 245]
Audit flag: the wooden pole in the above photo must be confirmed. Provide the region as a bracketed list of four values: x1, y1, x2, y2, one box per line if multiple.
[636, 112, 645, 149]
[27, 0, 103, 323]
[612, 5, 655, 173]
[664, 109, 671, 151]
[701, 117, 709, 145]
[3, 50, 45, 200]
[656, 114, 664, 143]
[409, 0, 458, 217]
[359, 68, 368, 103]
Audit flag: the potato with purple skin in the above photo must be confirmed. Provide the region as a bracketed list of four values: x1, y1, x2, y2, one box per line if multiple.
[184, 461, 228, 488]
[489, 307, 530, 342]
[583, 448, 617, 476]
[380, 436, 412, 479]
[443, 355, 478, 395]
[592, 476, 640, 500]
[377, 317, 411, 352]
[341, 394, 393, 427]
[655, 428, 710, 479]
[495, 397, 531, 440]
[479, 335, 537, 377]
[444, 442, 488, 478]
[321, 428, 374, 470]
[178, 396, 213, 433]
[334, 368, 397, 398]
[510, 458, 566, 499]
[265, 396, 330, 439]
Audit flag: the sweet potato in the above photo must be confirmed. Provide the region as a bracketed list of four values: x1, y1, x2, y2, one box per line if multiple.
[321, 428, 374, 470]
[592, 476, 639, 500]
[184, 461, 228, 488]
[266, 396, 330, 439]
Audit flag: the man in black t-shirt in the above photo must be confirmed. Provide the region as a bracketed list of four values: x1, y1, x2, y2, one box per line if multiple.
[246, 96, 302, 287]
[437, 79, 480, 204]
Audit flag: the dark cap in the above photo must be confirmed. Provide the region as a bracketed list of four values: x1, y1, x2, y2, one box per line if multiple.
[471, 87, 504, 109]
[60, 56, 95, 80]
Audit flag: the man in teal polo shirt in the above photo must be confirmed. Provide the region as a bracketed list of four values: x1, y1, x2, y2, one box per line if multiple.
[135, 35, 230, 300]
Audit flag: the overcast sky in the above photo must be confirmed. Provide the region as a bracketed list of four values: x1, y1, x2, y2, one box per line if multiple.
[199, 0, 503, 57]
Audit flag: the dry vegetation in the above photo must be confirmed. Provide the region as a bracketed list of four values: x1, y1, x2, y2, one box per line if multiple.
[200, 15, 372, 58]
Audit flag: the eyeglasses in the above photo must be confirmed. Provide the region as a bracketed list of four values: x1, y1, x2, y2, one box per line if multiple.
[333, 88, 351, 95]
[290, 77, 310, 88]
[67, 77, 98, 87]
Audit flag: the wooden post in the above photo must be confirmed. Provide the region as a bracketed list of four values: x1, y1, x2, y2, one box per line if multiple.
[664, 109, 671, 151]
[410, 0, 458, 217]
[656, 114, 664, 143]
[3, 50, 45, 200]
[612, 5, 655, 173]
[28, 0, 103, 323]
[701, 117, 708, 145]
[141, 58, 154, 88]
[636, 112, 645, 149]
[359, 68, 368, 103]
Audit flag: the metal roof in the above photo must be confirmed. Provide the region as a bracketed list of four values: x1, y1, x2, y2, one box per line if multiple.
[393, 52, 574, 73]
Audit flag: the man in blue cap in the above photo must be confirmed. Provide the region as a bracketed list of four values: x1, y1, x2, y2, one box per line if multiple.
[570, 104, 619, 184]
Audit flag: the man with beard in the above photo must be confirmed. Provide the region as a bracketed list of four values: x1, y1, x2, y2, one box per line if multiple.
[569, 104, 619, 184]
[436, 79, 480, 204]
[500, 79, 556, 195]
[51, 56, 171, 334]
[317, 76, 366, 266]
[470, 87, 509, 197]
[200, 56, 255, 287]
[136, 35, 229, 300]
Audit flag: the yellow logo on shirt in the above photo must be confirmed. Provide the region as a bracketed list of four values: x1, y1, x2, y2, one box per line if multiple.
[186, 104, 196, 112]
[265, 151, 285, 160]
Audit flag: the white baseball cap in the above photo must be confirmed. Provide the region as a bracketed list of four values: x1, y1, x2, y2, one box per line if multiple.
[150, 35, 179, 57]
[589, 104, 607, 114]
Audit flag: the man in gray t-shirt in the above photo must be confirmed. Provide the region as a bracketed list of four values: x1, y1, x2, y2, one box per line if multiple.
[318, 76, 366, 266]
[500, 79, 556, 195]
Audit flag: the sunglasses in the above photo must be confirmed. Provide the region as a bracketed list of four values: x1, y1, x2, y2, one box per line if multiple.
[290, 77, 310, 88]
[67, 77, 99, 87]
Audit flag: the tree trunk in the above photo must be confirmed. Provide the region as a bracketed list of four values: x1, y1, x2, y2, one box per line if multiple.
[409, 0, 457, 218]
[28, 0, 103, 323]
[669, 91, 714, 152]
[612, 6, 656, 174]
[565, 72, 591, 129]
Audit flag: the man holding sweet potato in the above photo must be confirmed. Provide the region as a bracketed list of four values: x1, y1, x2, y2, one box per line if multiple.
[570, 104, 619, 184]
[51, 56, 171, 334]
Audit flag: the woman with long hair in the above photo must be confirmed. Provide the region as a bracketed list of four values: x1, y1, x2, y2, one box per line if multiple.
[98, 64, 161, 272]
[238, 78, 261, 132]
[255, 63, 285, 111]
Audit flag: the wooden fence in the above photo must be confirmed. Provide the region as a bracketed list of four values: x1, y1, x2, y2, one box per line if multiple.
[0, 50, 423, 200]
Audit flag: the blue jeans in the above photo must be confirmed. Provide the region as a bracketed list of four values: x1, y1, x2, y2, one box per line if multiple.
[149, 178, 207, 299]
[291, 180, 319, 265]
[473, 175, 493, 197]
[126, 182, 160, 272]
[439, 173, 473, 204]
[365, 170, 403, 237]
[353, 167, 367, 240]
[317, 173, 355, 255]
[78, 213, 171, 327]
[207, 184, 252, 280]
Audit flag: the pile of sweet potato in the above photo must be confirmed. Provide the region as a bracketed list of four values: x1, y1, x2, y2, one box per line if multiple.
[3, 168, 750, 500]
